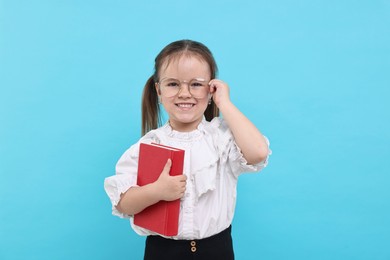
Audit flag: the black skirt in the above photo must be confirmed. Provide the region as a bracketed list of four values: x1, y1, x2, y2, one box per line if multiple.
[144, 225, 234, 260]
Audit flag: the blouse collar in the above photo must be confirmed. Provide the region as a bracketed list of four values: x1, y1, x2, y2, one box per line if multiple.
[161, 117, 206, 140]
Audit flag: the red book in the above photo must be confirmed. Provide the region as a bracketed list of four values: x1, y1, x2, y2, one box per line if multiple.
[134, 143, 185, 236]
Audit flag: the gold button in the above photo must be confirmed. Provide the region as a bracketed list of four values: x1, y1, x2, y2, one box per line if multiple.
[191, 246, 197, 252]
[190, 241, 196, 247]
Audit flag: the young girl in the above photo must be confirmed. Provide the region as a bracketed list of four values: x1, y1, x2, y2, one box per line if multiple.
[104, 40, 271, 260]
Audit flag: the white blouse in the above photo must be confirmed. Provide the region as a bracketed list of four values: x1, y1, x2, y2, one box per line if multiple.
[104, 117, 271, 240]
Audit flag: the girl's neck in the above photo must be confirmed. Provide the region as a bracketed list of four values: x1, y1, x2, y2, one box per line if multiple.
[168, 118, 203, 132]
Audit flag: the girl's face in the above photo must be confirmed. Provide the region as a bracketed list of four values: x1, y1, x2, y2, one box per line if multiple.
[156, 55, 211, 132]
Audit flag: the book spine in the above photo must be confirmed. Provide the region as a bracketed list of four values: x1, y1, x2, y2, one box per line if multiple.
[165, 149, 185, 236]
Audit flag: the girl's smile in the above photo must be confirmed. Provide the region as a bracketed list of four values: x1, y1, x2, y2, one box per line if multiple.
[175, 102, 196, 110]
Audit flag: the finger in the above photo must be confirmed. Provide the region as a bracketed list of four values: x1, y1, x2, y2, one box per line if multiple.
[162, 159, 172, 175]
[208, 82, 214, 92]
[208, 79, 219, 85]
[208, 80, 217, 90]
[173, 175, 186, 181]
[209, 80, 217, 88]
[209, 79, 223, 86]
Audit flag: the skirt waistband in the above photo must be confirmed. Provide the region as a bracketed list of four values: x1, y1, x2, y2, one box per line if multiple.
[144, 226, 234, 259]
[149, 225, 232, 244]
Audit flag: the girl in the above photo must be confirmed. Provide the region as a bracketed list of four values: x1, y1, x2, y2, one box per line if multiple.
[104, 40, 271, 260]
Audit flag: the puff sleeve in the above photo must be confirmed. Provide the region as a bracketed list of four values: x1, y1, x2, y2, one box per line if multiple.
[104, 144, 140, 218]
[216, 118, 271, 177]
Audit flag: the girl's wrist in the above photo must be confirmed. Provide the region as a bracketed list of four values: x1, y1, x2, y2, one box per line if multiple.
[148, 181, 163, 202]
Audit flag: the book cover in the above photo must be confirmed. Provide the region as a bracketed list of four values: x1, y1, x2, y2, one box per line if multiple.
[133, 143, 185, 236]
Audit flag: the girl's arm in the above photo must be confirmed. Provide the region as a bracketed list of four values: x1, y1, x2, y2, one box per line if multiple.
[209, 79, 269, 165]
[116, 159, 187, 215]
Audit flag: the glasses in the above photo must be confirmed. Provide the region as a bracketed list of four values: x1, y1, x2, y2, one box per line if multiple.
[157, 77, 210, 98]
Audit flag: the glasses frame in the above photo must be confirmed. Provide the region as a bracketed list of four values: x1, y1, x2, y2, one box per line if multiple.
[157, 77, 210, 98]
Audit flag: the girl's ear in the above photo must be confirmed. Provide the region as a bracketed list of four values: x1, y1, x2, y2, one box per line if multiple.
[155, 82, 162, 104]
[155, 82, 161, 95]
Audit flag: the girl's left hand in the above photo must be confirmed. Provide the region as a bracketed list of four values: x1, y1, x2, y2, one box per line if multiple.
[209, 79, 231, 108]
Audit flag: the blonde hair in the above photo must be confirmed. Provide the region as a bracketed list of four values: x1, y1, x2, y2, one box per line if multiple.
[141, 40, 219, 135]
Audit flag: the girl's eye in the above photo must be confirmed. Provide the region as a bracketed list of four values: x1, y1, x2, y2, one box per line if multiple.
[166, 82, 179, 87]
[191, 82, 205, 87]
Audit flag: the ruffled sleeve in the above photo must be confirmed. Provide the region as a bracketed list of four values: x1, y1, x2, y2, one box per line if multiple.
[215, 118, 271, 177]
[104, 132, 162, 218]
[104, 143, 140, 218]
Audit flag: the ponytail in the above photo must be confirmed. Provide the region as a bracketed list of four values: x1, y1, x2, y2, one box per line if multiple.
[141, 75, 161, 136]
[204, 100, 219, 122]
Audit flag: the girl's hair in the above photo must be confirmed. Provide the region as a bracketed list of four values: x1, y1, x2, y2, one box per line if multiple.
[141, 39, 219, 135]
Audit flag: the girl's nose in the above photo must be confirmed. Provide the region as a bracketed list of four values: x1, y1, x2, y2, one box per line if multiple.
[178, 83, 192, 98]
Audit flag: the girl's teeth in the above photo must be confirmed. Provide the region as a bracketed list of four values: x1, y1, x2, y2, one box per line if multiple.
[178, 104, 193, 108]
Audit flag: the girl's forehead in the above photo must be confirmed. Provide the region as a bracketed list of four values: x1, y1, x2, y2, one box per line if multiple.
[160, 54, 210, 76]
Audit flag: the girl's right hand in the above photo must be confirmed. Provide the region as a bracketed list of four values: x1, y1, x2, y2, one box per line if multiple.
[154, 159, 187, 201]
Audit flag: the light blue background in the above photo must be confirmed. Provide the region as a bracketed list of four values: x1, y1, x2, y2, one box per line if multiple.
[1, 0, 389, 259]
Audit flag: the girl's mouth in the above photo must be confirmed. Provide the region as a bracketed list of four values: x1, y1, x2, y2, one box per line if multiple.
[176, 103, 195, 108]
